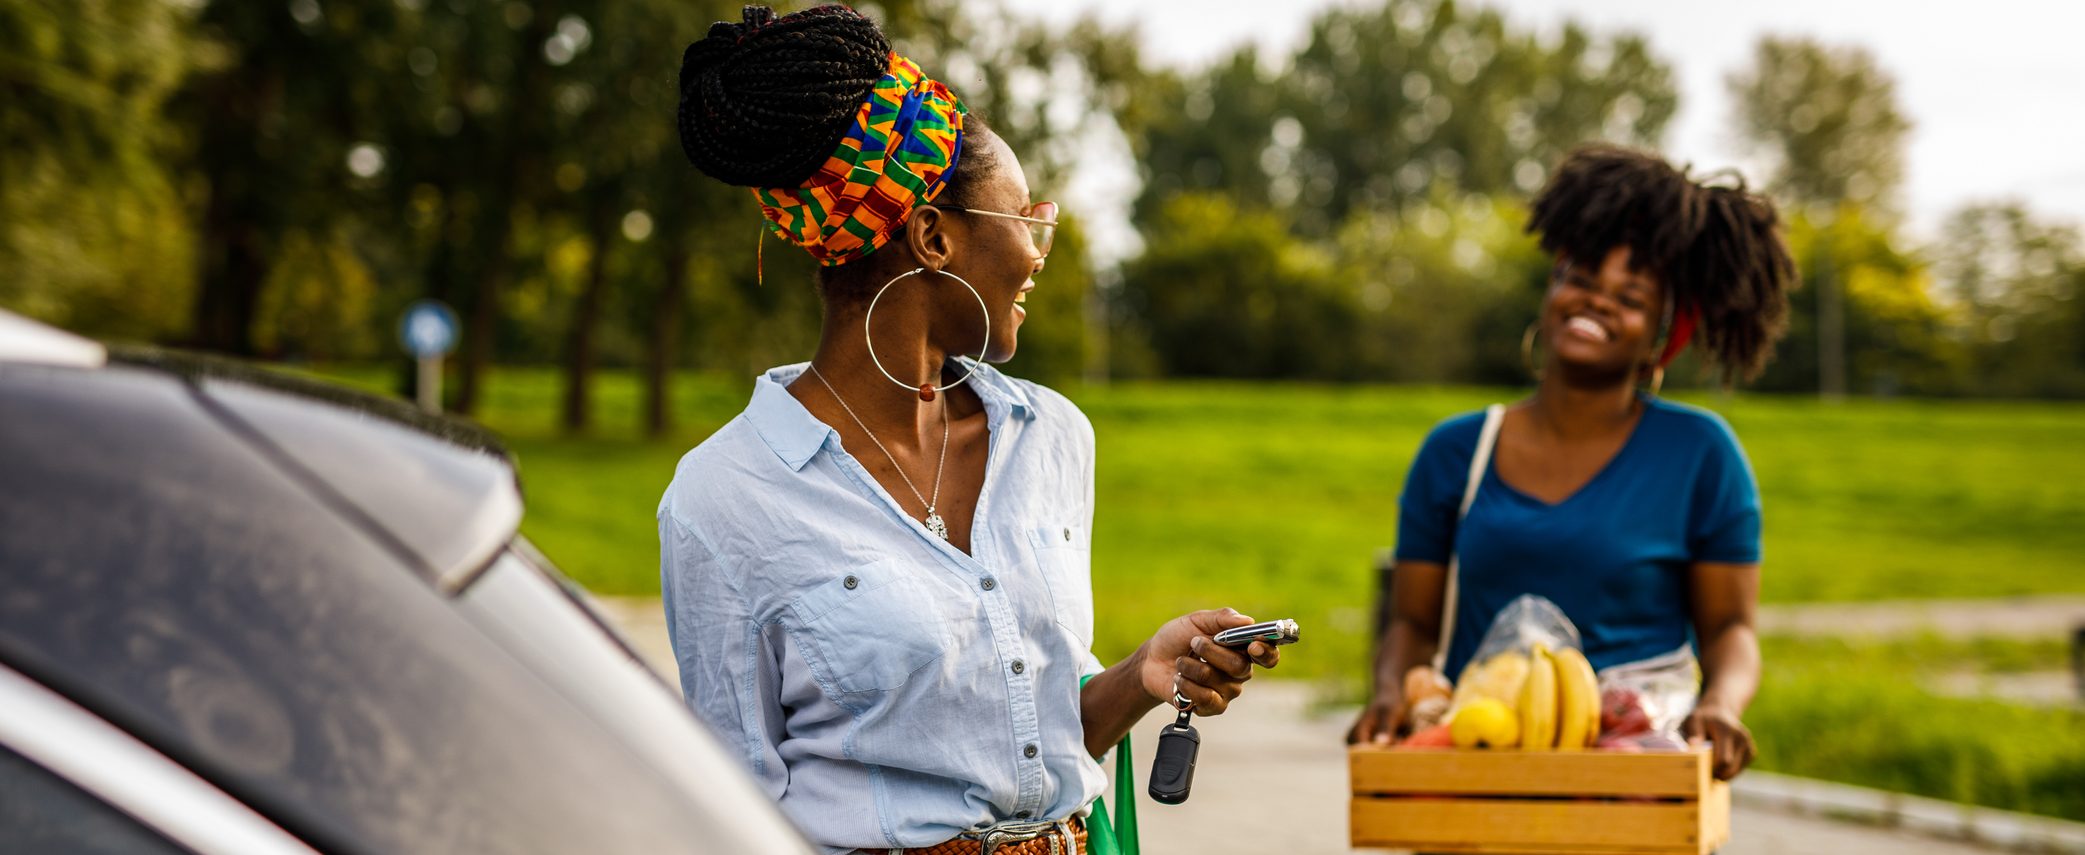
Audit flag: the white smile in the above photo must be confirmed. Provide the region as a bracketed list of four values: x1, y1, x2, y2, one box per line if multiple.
[1564, 315, 1611, 342]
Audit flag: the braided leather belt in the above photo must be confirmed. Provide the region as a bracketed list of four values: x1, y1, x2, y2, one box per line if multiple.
[894, 816, 1086, 855]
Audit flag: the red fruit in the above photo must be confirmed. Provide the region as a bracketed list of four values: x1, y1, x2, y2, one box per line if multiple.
[1401, 724, 1455, 748]
[1600, 687, 1652, 737]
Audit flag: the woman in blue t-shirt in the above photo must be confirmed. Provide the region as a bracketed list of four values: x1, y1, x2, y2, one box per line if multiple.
[1348, 145, 1796, 781]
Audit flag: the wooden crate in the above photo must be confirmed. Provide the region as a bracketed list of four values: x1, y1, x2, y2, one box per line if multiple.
[1349, 745, 1731, 854]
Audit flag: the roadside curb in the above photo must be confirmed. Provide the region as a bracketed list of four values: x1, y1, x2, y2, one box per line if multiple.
[1735, 771, 2085, 854]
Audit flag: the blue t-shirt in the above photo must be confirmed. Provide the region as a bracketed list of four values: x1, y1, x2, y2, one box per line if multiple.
[1395, 395, 1762, 680]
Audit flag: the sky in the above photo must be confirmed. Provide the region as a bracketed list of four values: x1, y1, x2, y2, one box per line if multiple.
[1004, 0, 2085, 247]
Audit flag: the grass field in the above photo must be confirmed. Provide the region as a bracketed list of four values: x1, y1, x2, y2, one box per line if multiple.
[307, 364, 2085, 819]
[1751, 636, 2085, 821]
[310, 365, 2085, 675]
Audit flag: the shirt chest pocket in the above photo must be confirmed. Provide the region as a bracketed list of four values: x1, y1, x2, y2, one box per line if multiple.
[1029, 523, 1093, 647]
[786, 561, 952, 695]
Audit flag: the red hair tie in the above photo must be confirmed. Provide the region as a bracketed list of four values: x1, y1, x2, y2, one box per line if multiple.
[1657, 308, 1697, 368]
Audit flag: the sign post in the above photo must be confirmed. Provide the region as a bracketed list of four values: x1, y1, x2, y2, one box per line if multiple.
[398, 300, 459, 413]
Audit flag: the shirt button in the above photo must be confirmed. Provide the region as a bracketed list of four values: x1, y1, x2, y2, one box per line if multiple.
[981, 577, 996, 591]
[1011, 660, 1026, 675]
[842, 575, 859, 590]
[1023, 744, 1038, 759]
[1062, 528, 1071, 541]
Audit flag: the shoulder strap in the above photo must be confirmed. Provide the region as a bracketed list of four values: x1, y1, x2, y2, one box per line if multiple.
[1432, 404, 1505, 673]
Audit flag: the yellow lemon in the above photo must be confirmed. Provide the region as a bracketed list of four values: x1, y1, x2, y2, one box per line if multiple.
[1448, 697, 1521, 749]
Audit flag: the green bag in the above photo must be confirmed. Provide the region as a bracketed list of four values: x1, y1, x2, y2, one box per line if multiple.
[1079, 676, 1139, 855]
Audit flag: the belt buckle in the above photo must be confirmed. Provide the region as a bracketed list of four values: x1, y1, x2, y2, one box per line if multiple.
[978, 819, 1064, 855]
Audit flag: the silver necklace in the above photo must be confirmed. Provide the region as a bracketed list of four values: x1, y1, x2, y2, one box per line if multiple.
[808, 364, 952, 540]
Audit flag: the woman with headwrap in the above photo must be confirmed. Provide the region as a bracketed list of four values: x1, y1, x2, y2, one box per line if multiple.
[657, 7, 1277, 854]
[1347, 145, 1794, 783]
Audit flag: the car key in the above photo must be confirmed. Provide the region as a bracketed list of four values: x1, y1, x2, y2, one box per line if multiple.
[1150, 619, 1300, 804]
[1147, 692, 1200, 804]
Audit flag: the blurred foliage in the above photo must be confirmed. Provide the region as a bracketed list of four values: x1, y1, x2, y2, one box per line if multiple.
[1934, 203, 2085, 398]
[1728, 36, 1911, 215]
[1123, 0, 1676, 235]
[0, 0, 194, 341]
[1122, 193, 1356, 379]
[2, 0, 2082, 408]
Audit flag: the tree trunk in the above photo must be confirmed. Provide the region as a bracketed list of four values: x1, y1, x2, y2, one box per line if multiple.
[189, 216, 268, 356]
[455, 243, 506, 416]
[453, 10, 557, 416]
[561, 200, 618, 432]
[646, 242, 690, 437]
[1817, 259, 1847, 401]
[187, 69, 279, 357]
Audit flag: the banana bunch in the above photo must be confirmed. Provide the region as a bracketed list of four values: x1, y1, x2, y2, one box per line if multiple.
[1446, 644, 1600, 750]
[1521, 644, 1601, 750]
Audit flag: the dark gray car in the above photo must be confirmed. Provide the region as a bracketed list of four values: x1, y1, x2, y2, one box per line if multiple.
[0, 311, 813, 855]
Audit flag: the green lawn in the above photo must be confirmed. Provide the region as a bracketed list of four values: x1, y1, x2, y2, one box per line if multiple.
[309, 365, 2085, 682]
[305, 364, 2085, 819]
[1751, 636, 2085, 821]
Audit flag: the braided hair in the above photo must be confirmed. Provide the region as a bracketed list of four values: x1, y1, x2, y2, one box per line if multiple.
[678, 5, 892, 188]
[677, 5, 999, 299]
[1526, 144, 1795, 383]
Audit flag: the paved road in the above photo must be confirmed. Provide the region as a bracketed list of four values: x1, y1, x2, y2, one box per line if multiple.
[598, 596, 2021, 854]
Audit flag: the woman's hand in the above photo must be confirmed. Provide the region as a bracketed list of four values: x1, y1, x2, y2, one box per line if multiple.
[1682, 702, 1755, 780]
[1346, 690, 1406, 745]
[1137, 608, 1281, 715]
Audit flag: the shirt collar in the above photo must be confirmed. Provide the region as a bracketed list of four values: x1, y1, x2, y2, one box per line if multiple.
[745, 360, 1034, 472]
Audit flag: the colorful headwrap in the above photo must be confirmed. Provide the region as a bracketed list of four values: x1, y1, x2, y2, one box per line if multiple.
[753, 53, 966, 267]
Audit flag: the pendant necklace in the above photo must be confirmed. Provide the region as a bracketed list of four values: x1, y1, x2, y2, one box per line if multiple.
[808, 365, 951, 540]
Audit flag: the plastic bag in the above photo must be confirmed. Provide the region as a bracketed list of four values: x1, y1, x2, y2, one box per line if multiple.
[1417, 595, 1586, 749]
[1445, 596, 1578, 711]
[1594, 645, 1700, 751]
[1466, 595, 1585, 665]
[1449, 595, 1582, 707]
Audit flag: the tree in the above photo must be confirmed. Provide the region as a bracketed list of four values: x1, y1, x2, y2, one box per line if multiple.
[1728, 36, 1913, 398]
[1120, 193, 1360, 379]
[540, 0, 710, 432]
[1334, 189, 1549, 384]
[1934, 203, 2085, 397]
[1, 0, 194, 342]
[176, 1, 418, 357]
[1728, 37, 1911, 215]
[1123, 0, 1678, 236]
[1754, 205, 1961, 397]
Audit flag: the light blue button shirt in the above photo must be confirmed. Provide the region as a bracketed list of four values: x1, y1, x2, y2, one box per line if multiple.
[658, 361, 1106, 854]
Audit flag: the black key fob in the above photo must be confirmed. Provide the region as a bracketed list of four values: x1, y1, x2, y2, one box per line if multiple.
[1147, 718, 1200, 804]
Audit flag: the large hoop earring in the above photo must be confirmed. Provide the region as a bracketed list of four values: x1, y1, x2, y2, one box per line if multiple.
[864, 267, 990, 403]
[1647, 365, 1666, 396]
[1521, 322, 1543, 380]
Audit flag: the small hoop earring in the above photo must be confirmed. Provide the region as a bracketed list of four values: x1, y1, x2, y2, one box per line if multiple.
[864, 267, 990, 402]
[1521, 322, 1543, 380]
[1648, 365, 1666, 396]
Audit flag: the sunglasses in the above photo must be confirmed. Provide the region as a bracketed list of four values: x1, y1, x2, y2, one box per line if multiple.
[929, 201, 1059, 257]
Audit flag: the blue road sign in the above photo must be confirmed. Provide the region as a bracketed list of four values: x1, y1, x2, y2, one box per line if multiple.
[400, 300, 459, 358]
